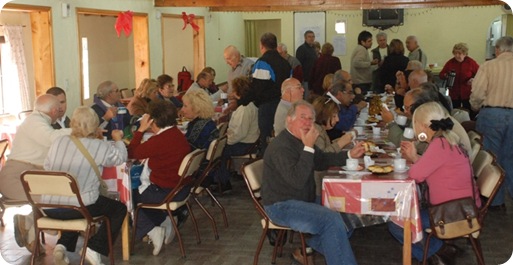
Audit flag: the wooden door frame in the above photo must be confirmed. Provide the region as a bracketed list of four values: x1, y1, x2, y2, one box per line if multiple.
[76, 8, 149, 105]
[3, 3, 54, 97]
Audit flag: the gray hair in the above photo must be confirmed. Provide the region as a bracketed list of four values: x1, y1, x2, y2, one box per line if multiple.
[412, 102, 460, 146]
[287, 100, 315, 120]
[376, 32, 387, 39]
[328, 80, 349, 96]
[406, 35, 418, 43]
[406, 60, 423, 71]
[97, 81, 115, 99]
[278, 43, 287, 52]
[34, 94, 59, 113]
[495, 36, 513, 53]
[224, 45, 241, 57]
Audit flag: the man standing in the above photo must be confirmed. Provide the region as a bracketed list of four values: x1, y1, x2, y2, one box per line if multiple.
[406, 36, 428, 69]
[296, 30, 317, 94]
[0, 94, 71, 251]
[350, 30, 378, 94]
[371, 32, 390, 93]
[91, 81, 132, 140]
[46, 87, 70, 129]
[273, 78, 305, 136]
[238, 32, 291, 156]
[278, 43, 303, 82]
[470, 36, 513, 210]
[223, 45, 254, 94]
[262, 100, 364, 265]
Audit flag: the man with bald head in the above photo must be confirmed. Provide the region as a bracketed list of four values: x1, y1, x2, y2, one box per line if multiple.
[0, 94, 71, 251]
[277, 43, 303, 82]
[406, 36, 428, 69]
[223, 45, 254, 94]
[273, 78, 305, 136]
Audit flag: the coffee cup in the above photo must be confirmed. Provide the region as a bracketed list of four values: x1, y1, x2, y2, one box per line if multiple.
[354, 126, 364, 135]
[359, 112, 369, 120]
[372, 126, 381, 135]
[396, 115, 407, 126]
[403, 127, 414, 140]
[117, 107, 127, 115]
[394, 158, 407, 171]
[220, 92, 228, 99]
[346, 159, 359, 171]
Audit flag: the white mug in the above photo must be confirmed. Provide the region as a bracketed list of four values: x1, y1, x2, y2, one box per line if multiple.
[354, 126, 364, 135]
[396, 115, 407, 126]
[359, 113, 369, 120]
[403, 127, 414, 140]
[346, 159, 359, 171]
[372, 126, 381, 135]
[393, 158, 407, 171]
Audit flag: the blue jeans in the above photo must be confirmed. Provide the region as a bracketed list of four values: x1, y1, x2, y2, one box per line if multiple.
[476, 108, 513, 205]
[258, 98, 280, 157]
[387, 209, 443, 261]
[264, 200, 357, 265]
[216, 142, 254, 185]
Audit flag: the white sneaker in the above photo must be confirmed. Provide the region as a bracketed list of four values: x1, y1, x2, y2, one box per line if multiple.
[161, 216, 177, 244]
[81, 247, 104, 265]
[53, 244, 70, 265]
[147, 226, 165, 255]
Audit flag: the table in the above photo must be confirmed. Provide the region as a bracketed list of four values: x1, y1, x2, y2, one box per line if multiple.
[102, 163, 132, 261]
[322, 169, 421, 265]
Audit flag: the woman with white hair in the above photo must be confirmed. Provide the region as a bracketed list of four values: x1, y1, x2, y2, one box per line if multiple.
[388, 102, 480, 265]
[44, 106, 127, 265]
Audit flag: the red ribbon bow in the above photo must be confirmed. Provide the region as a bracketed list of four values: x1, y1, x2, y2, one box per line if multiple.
[115, 11, 133, 37]
[181, 12, 200, 32]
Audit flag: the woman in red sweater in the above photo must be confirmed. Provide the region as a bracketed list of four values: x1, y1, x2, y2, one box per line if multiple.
[128, 100, 191, 255]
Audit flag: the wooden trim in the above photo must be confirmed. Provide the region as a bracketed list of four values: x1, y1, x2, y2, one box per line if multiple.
[30, 10, 55, 96]
[76, 8, 147, 17]
[193, 17, 205, 79]
[133, 15, 151, 87]
[3, 4, 51, 12]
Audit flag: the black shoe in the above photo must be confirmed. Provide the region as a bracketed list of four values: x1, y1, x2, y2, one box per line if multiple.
[266, 229, 287, 246]
[176, 207, 189, 229]
[426, 254, 448, 265]
[432, 244, 457, 265]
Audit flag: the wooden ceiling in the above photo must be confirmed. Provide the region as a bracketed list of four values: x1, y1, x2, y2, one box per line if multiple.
[154, 0, 505, 12]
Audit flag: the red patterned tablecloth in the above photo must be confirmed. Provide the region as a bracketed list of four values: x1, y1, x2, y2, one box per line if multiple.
[102, 163, 132, 211]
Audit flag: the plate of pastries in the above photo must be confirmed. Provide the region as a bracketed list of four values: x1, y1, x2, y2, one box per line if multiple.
[367, 165, 394, 174]
[366, 116, 380, 123]
[362, 141, 377, 156]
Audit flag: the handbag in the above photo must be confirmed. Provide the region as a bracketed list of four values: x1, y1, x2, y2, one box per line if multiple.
[427, 159, 480, 239]
[70, 136, 110, 197]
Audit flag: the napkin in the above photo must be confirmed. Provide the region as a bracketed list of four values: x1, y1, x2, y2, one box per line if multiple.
[364, 156, 375, 168]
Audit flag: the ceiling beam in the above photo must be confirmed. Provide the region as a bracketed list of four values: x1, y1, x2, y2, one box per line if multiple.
[154, 0, 504, 11]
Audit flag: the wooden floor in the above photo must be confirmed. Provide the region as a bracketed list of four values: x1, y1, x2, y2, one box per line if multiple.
[1, 176, 513, 265]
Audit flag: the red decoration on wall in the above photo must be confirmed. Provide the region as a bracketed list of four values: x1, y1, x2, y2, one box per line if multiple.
[181, 12, 200, 32]
[115, 11, 134, 37]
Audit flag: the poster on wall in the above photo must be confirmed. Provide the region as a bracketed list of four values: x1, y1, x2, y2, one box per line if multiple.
[294, 12, 326, 54]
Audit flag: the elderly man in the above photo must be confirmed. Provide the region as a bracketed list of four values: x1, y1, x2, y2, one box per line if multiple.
[470, 36, 513, 210]
[350, 30, 379, 94]
[393, 69, 429, 110]
[0, 94, 71, 251]
[238, 32, 291, 156]
[296, 30, 317, 94]
[223, 45, 254, 94]
[327, 81, 366, 140]
[91, 80, 131, 140]
[46, 87, 70, 129]
[277, 43, 303, 82]
[262, 100, 364, 265]
[186, 71, 221, 101]
[406, 36, 428, 68]
[371, 32, 390, 93]
[273, 78, 305, 136]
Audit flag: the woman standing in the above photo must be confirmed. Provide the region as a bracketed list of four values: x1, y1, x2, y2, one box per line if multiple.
[389, 102, 481, 264]
[309, 43, 342, 96]
[379, 39, 409, 91]
[439, 43, 479, 118]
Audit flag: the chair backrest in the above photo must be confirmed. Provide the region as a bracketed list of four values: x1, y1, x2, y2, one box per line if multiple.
[18, 110, 33, 122]
[472, 150, 494, 179]
[0, 139, 8, 164]
[469, 140, 481, 164]
[217, 122, 228, 137]
[206, 135, 227, 163]
[477, 162, 505, 222]
[178, 149, 206, 178]
[120, 88, 133, 99]
[242, 159, 264, 199]
[467, 130, 481, 143]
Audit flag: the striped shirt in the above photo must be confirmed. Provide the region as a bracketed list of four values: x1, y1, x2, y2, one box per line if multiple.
[43, 136, 127, 206]
[470, 52, 513, 110]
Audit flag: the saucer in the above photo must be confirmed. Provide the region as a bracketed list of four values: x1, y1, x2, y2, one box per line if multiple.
[394, 166, 409, 173]
[342, 165, 364, 171]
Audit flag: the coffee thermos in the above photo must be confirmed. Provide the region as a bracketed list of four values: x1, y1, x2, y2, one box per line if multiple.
[446, 70, 456, 89]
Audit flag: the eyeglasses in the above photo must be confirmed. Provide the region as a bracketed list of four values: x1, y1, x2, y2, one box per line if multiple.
[404, 104, 412, 112]
[342, 90, 355, 95]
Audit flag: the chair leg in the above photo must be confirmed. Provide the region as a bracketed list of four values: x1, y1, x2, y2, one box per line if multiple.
[205, 187, 229, 227]
[130, 207, 141, 253]
[168, 210, 186, 258]
[31, 225, 40, 265]
[299, 233, 309, 265]
[186, 202, 201, 244]
[421, 233, 433, 265]
[0, 201, 5, 227]
[271, 230, 285, 264]
[104, 218, 114, 265]
[40, 231, 45, 244]
[254, 227, 268, 265]
[469, 237, 485, 265]
[289, 230, 294, 244]
[81, 227, 92, 265]
[193, 193, 219, 239]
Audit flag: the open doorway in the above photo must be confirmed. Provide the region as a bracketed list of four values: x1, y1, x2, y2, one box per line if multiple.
[244, 19, 281, 58]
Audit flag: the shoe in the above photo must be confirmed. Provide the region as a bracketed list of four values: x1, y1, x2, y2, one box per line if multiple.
[26, 240, 46, 255]
[292, 247, 314, 265]
[266, 229, 287, 246]
[221, 181, 232, 194]
[53, 244, 70, 265]
[435, 244, 457, 265]
[13, 214, 27, 247]
[426, 254, 448, 265]
[161, 216, 176, 244]
[147, 226, 165, 256]
[176, 206, 189, 229]
[81, 247, 104, 265]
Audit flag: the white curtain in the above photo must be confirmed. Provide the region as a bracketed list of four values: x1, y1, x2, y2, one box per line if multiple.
[1, 25, 30, 114]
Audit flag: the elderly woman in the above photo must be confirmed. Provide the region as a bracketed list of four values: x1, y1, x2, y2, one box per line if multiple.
[44, 106, 127, 265]
[181, 89, 219, 150]
[380, 39, 409, 90]
[309, 42, 342, 96]
[128, 100, 191, 256]
[388, 102, 481, 265]
[439, 43, 479, 118]
[216, 77, 259, 192]
[157, 74, 183, 108]
[127, 78, 160, 116]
